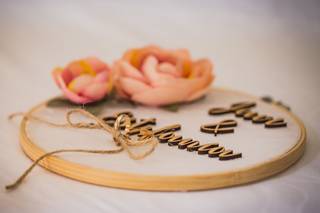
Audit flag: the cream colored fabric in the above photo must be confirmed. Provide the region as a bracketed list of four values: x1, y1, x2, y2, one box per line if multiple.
[1, 0, 319, 212]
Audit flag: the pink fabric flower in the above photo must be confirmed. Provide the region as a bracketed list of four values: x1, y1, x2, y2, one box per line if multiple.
[52, 57, 112, 104]
[114, 45, 214, 106]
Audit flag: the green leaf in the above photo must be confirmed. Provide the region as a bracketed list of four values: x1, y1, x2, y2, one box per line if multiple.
[46, 93, 115, 116]
[160, 104, 180, 112]
[189, 95, 206, 104]
[83, 104, 105, 116]
[115, 98, 137, 107]
[78, 96, 112, 116]
[159, 95, 206, 112]
[47, 97, 78, 107]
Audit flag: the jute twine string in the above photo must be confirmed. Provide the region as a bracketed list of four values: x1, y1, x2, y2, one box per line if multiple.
[6, 108, 158, 190]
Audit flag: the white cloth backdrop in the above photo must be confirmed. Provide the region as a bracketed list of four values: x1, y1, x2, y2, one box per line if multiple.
[0, 0, 319, 212]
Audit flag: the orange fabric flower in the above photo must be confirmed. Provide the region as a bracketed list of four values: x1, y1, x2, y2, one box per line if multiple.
[114, 45, 214, 106]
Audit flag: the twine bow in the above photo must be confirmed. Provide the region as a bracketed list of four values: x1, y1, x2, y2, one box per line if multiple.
[6, 109, 158, 190]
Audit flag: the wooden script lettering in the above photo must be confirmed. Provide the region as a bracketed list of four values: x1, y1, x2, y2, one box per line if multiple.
[104, 111, 242, 161]
[208, 101, 287, 128]
[153, 125, 241, 161]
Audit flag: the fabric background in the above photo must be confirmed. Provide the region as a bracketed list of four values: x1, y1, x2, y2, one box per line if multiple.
[0, 0, 319, 212]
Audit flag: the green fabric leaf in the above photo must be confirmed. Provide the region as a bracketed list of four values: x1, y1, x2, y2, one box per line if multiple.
[160, 104, 180, 112]
[46, 97, 78, 107]
[159, 95, 206, 112]
[46, 93, 114, 116]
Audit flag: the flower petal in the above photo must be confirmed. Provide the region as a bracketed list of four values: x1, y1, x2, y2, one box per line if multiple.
[60, 69, 73, 85]
[68, 74, 94, 93]
[119, 77, 152, 96]
[94, 71, 109, 83]
[191, 59, 214, 79]
[142, 56, 176, 86]
[67, 61, 85, 78]
[85, 57, 109, 73]
[82, 83, 109, 101]
[57, 75, 92, 104]
[158, 62, 181, 77]
[118, 61, 146, 82]
[52, 68, 73, 87]
[131, 86, 188, 106]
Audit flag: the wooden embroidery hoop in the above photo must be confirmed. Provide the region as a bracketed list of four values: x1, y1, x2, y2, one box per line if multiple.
[18, 88, 306, 191]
